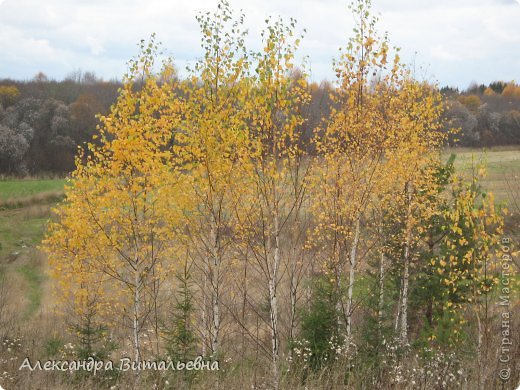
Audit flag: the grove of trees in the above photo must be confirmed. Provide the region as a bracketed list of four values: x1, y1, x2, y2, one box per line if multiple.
[0, 74, 119, 175]
[9, 0, 515, 389]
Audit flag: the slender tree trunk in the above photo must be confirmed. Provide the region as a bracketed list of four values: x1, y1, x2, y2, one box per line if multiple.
[346, 216, 361, 337]
[395, 286, 402, 332]
[133, 264, 142, 389]
[288, 214, 300, 344]
[210, 223, 221, 357]
[426, 240, 434, 326]
[241, 249, 249, 359]
[152, 273, 161, 357]
[289, 268, 297, 342]
[378, 251, 385, 337]
[268, 210, 281, 389]
[476, 308, 484, 390]
[201, 273, 208, 357]
[133, 269, 141, 364]
[399, 181, 413, 346]
[399, 258, 410, 346]
[334, 240, 345, 333]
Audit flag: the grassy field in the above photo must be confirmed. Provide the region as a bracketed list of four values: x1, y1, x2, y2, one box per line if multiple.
[0, 179, 65, 201]
[0, 178, 65, 259]
[0, 178, 66, 324]
[444, 146, 520, 204]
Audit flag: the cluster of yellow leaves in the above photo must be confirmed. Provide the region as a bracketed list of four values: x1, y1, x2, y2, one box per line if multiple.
[42, 40, 192, 332]
[309, 0, 447, 274]
[0, 85, 21, 106]
[433, 178, 503, 316]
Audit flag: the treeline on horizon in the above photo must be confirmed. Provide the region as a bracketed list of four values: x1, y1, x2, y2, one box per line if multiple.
[1, 68, 520, 176]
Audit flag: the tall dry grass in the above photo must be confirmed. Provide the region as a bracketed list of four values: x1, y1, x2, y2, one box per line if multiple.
[0, 191, 64, 211]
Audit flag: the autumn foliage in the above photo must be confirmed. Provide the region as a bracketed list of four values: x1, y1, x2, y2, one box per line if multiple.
[40, 1, 514, 389]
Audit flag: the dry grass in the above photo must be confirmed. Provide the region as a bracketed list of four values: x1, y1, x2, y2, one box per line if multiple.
[0, 191, 64, 211]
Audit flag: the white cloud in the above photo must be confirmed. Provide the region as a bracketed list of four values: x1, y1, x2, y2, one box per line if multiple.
[85, 36, 104, 56]
[430, 45, 458, 61]
[0, 0, 518, 88]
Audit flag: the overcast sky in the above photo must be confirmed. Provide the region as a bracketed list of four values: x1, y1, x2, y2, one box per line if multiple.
[0, 0, 519, 89]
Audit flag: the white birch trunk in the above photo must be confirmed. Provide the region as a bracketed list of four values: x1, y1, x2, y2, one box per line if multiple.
[336, 267, 343, 332]
[133, 262, 142, 388]
[476, 309, 483, 390]
[378, 251, 385, 335]
[395, 285, 402, 332]
[201, 273, 208, 357]
[210, 223, 220, 357]
[269, 210, 281, 389]
[346, 216, 361, 337]
[289, 269, 297, 342]
[399, 181, 413, 346]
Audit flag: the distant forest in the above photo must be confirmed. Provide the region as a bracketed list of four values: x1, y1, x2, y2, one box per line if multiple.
[0, 73, 519, 175]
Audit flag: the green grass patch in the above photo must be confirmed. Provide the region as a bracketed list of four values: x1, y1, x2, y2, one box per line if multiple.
[444, 147, 520, 204]
[353, 273, 374, 302]
[17, 263, 44, 318]
[44, 336, 65, 358]
[0, 179, 65, 201]
[0, 179, 63, 258]
[0, 213, 49, 259]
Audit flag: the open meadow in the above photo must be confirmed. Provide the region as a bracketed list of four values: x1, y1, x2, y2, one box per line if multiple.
[445, 147, 520, 205]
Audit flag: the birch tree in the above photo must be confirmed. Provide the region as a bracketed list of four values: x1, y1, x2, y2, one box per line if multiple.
[312, 0, 401, 337]
[43, 38, 188, 368]
[312, 0, 449, 346]
[239, 17, 310, 388]
[175, 0, 252, 358]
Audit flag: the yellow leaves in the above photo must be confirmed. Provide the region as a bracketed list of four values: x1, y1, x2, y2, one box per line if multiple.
[37, 1, 508, 358]
[451, 225, 463, 235]
[432, 172, 506, 314]
[42, 47, 191, 329]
